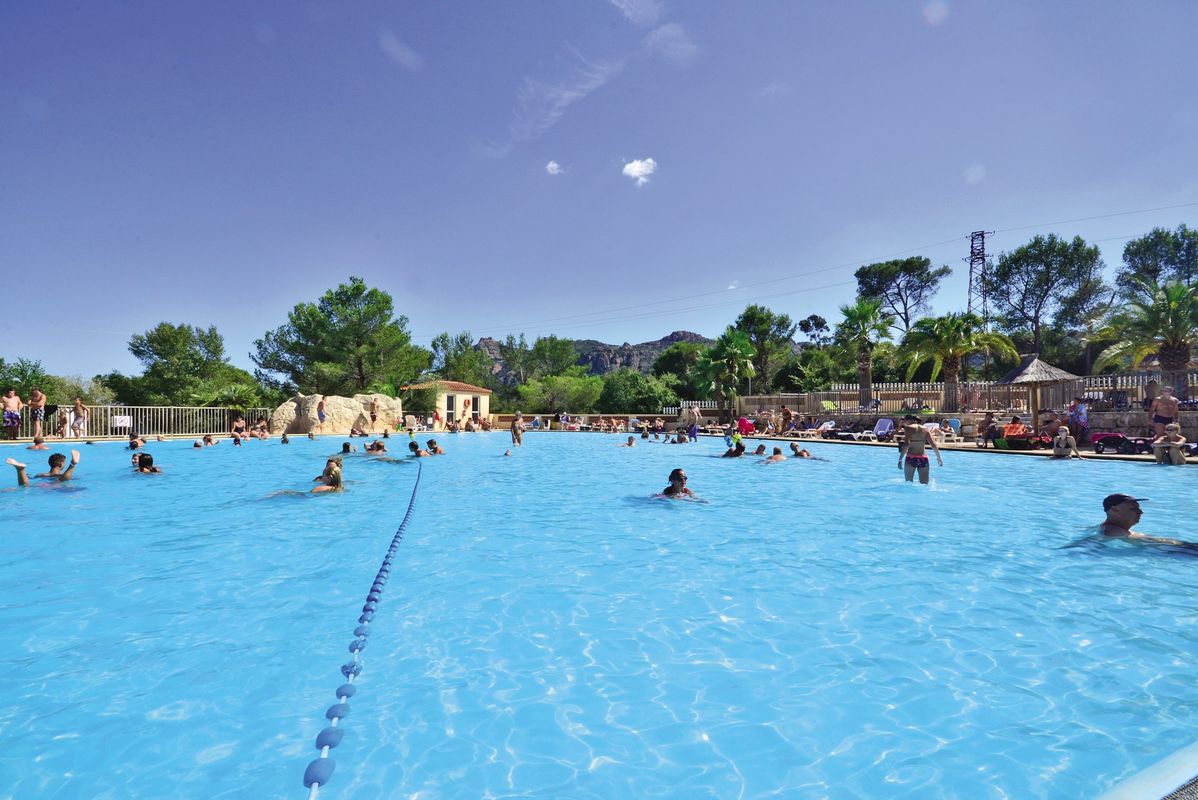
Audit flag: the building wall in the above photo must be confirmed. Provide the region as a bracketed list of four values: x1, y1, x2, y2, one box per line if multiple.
[437, 391, 491, 424]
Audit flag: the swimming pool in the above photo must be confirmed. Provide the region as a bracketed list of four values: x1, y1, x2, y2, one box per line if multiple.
[1, 432, 1195, 798]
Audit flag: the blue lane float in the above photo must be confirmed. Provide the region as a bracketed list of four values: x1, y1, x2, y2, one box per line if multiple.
[303, 461, 422, 797]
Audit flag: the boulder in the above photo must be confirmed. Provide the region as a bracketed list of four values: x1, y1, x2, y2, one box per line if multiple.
[270, 393, 403, 435]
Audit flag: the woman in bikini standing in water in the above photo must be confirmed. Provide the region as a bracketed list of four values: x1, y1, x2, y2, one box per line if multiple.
[898, 414, 943, 484]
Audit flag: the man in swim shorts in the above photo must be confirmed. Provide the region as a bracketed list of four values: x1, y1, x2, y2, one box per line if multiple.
[511, 412, 524, 447]
[899, 414, 943, 484]
[1149, 385, 1180, 438]
[661, 468, 694, 498]
[28, 386, 46, 439]
[2, 389, 22, 440]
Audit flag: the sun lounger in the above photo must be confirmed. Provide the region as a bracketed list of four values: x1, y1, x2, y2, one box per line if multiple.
[858, 418, 895, 442]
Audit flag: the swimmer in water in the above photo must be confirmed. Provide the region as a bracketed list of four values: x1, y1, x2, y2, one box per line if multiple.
[27, 436, 48, 451]
[620, 436, 636, 447]
[763, 446, 786, 463]
[134, 453, 162, 474]
[503, 449, 511, 457]
[661, 468, 695, 499]
[8, 449, 80, 486]
[1094, 494, 1194, 546]
[751, 444, 767, 456]
[408, 441, 431, 457]
[426, 439, 444, 455]
[788, 443, 813, 459]
[722, 441, 746, 458]
[312, 457, 344, 492]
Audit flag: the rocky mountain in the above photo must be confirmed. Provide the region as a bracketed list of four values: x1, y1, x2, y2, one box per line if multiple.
[476, 331, 714, 385]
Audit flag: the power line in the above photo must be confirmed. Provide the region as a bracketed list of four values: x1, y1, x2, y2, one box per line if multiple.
[413, 200, 1197, 341]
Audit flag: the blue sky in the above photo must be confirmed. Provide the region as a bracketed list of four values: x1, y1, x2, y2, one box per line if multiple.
[3, 1, 1196, 377]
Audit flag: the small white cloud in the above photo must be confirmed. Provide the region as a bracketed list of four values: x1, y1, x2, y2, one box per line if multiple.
[622, 157, 657, 187]
[922, 1, 949, 26]
[727, 280, 740, 290]
[608, 0, 663, 27]
[545, 160, 563, 175]
[755, 82, 788, 100]
[379, 29, 424, 70]
[644, 23, 698, 66]
[963, 163, 986, 184]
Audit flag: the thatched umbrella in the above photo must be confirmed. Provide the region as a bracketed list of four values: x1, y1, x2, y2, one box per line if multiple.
[997, 354, 1081, 434]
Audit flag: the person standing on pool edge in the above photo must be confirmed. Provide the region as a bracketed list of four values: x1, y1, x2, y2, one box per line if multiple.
[316, 396, 327, 434]
[899, 414, 943, 484]
[511, 411, 524, 447]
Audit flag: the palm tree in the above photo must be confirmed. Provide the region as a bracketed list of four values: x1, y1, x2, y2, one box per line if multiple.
[836, 298, 895, 407]
[1094, 280, 1198, 388]
[697, 328, 756, 422]
[901, 313, 1018, 411]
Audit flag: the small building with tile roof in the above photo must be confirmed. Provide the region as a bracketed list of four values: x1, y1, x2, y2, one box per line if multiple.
[400, 381, 493, 427]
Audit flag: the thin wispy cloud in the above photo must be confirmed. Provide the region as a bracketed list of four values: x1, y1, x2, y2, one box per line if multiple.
[756, 82, 789, 100]
[545, 160, 563, 175]
[379, 29, 424, 70]
[727, 280, 740, 290]
[622, 157, 657, 187]
[487, 51, 623, 157]
[643, 23, 698, 66]
[608, 0, 663, 27]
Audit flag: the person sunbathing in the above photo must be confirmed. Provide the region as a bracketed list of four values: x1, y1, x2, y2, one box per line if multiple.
[1002, 416, 1029, 438]
[1152, 423, 1187, 465]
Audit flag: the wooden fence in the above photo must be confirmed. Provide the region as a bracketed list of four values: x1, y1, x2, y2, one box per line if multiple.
[736, 371, 1198, 417]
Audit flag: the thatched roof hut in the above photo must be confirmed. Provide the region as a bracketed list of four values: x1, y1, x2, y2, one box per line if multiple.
[997, 354, 1080, 433]
[998, 354, 1080, 385]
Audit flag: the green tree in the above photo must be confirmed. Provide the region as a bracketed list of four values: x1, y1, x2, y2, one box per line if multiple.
[517, 371, 603, 412]
[854, 256, 951, 333]
[835, 298, 895, 407]
[697, 328, 756, 421]
[987, 234, 1104, 353]
[0, 357, 50, 399]
[901, 313, 1018, 411]
[101, 322, 265, 406]
[597, 369, 679, 413]
[430, 331, 492, 386]
[497, 333, 533, 385]
[529, 335, 579, 378]
[1117, 225, 1198, 298]
[1095, 280, 1198, 387]
[253, 277, 430, 395]
[732, 305, 796, 392]
[651, 342, 706, 398]
[797, 314, 830, 346]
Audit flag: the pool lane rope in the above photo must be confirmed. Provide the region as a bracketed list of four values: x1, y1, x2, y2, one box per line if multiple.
[303, 461, 422, 798]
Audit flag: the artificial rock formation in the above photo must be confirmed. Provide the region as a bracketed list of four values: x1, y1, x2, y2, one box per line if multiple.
[270, 393, 403, 435]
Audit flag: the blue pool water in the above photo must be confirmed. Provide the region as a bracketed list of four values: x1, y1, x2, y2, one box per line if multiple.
[1, 432, 1196, 798]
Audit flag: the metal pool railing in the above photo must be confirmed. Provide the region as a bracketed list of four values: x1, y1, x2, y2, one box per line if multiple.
[5, 404, 274, 440]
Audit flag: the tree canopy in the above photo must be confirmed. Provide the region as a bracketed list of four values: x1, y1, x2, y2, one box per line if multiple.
[854, 256, 951, 333]
[597, 369, 679, 413]
[732, 304, 796, 393]
[1095, 279, 1198, 377]
[651, 342, 706, 399]
[988, 234, 1105, 353]
[1117, 225, 1198, 298]
[430, 331, 493, 386]
[529, 335, 579, 378]
[516, 369, 603, 413]
[101, 322, 264, 407]
[252, 277, 430, 395]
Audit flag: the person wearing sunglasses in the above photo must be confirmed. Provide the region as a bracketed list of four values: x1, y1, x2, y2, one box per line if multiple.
[662, 468, 695, 499]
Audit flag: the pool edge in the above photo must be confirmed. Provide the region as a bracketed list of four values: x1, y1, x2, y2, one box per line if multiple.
[1096, 740, 1198, 800]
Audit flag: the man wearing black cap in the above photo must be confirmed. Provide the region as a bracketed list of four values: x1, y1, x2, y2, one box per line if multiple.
[1100, 494, 1190, 546]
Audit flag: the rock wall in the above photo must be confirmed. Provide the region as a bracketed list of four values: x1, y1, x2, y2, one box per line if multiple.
[270, 393, 403, 435]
